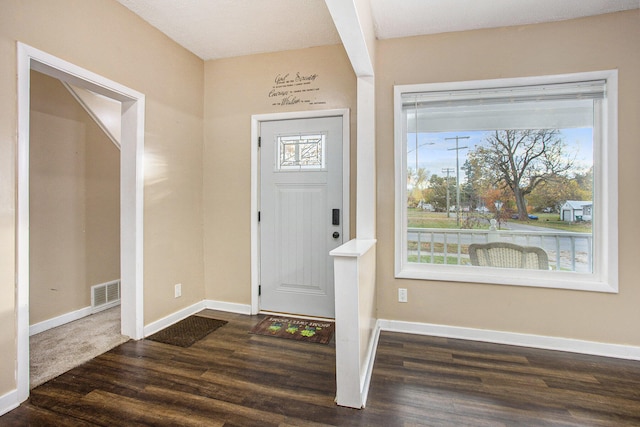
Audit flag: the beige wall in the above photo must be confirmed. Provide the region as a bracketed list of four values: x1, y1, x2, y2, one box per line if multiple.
[202, 45, 357, 304]
[84, 92, 121, 292]
[376, 10, 640, 345]
[29, 71, 120, 324]
[0, 0, 204, 396]
[2, 0, 637, 408]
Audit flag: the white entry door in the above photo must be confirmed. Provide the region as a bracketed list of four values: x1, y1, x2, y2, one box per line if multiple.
[260, 116, 344, 318]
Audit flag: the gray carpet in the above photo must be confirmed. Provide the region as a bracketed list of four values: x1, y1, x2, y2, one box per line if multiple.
[30, 306, 129, 388]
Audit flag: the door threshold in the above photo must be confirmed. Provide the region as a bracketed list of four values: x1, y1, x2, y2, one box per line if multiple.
[258, 310, 335, 322]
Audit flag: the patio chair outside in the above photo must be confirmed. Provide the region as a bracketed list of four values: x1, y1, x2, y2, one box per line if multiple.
[468, 242, 549, 270]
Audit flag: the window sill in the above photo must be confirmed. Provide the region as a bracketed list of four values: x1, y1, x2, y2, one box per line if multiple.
[396, 263, 618, 293]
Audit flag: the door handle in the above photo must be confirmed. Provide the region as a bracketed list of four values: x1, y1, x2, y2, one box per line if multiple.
[332, 232, 340, 239]
[332, 209, 340, 225]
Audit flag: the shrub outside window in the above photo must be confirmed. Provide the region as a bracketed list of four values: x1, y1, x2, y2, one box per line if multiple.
[394, 71, 618, 292]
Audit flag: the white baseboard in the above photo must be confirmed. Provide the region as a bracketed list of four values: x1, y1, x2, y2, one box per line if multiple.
[142, 300, 252, 338]
[204, 299, 252, 315]
[143, 301, 206, 337]
[91, 300, 121, 315]
[29, 306, 93, 336]
[0, 389, 19, 417]
[379, 319, 640, 361]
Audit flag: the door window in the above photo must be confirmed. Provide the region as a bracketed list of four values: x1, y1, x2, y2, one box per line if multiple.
[277, 133, 326, 170]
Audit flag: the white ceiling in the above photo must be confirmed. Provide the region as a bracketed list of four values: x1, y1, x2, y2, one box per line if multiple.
[116, 0, 639, 61]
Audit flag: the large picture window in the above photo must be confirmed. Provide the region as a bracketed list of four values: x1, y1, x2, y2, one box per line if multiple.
[394, 71, 618, 292]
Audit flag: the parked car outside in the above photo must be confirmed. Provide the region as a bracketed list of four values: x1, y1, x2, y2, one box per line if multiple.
[511, 214, 539, 220]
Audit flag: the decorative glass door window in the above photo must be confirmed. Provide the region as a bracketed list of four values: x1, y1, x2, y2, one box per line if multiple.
[277, 134, 326, 170]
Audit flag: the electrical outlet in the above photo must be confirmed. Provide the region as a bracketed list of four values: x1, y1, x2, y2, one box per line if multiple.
[174, 283, 182, 298]
[398, 288, 408, 303]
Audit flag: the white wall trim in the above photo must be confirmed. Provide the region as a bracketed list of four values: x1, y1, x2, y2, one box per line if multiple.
[143, 301, 206, 337]
[29, 306, 93, 336]
[360, 320, 381, 408]
[379, 319, 640, 361]
[204, 300, 252, 315]
[16, 42, 145, 404]
[355, 76, 376, 239]
[250, 109, 351, 315]
[0, 389, 19, 417]
[143, 300, 253, 337]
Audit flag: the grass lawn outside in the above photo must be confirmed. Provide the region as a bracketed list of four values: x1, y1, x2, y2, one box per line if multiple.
[530, 213, 592, 233]
[407, 209, 592, 233]
[407, 209, 486, 229]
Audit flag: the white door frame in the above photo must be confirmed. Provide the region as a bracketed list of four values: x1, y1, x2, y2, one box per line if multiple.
[16, 43, 145, 402]
[250, 109, 350, 315]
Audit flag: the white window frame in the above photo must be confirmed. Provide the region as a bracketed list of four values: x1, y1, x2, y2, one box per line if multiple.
[394, 71, 618, 293]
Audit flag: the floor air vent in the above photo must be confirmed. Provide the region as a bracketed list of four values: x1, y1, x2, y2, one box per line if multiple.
[91, 280, 121, 313]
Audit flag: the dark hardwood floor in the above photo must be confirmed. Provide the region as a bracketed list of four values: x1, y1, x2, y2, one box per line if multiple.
[3, 309, 640, 426]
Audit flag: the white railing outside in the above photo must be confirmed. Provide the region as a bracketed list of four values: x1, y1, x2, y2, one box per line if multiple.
[408, 228, 593, 272]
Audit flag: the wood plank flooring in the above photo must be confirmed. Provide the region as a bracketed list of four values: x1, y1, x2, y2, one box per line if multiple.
[3, 309, 640, 426]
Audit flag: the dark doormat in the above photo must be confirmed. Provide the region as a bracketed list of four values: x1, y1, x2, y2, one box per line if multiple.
[146, 315, 227, 348]
[249, 315, 335, 344]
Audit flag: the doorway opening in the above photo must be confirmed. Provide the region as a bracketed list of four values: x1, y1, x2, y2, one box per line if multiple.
[28, 70, 127, 387]
[16, 43, 145, 402]
[250, 110, 350, 318]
